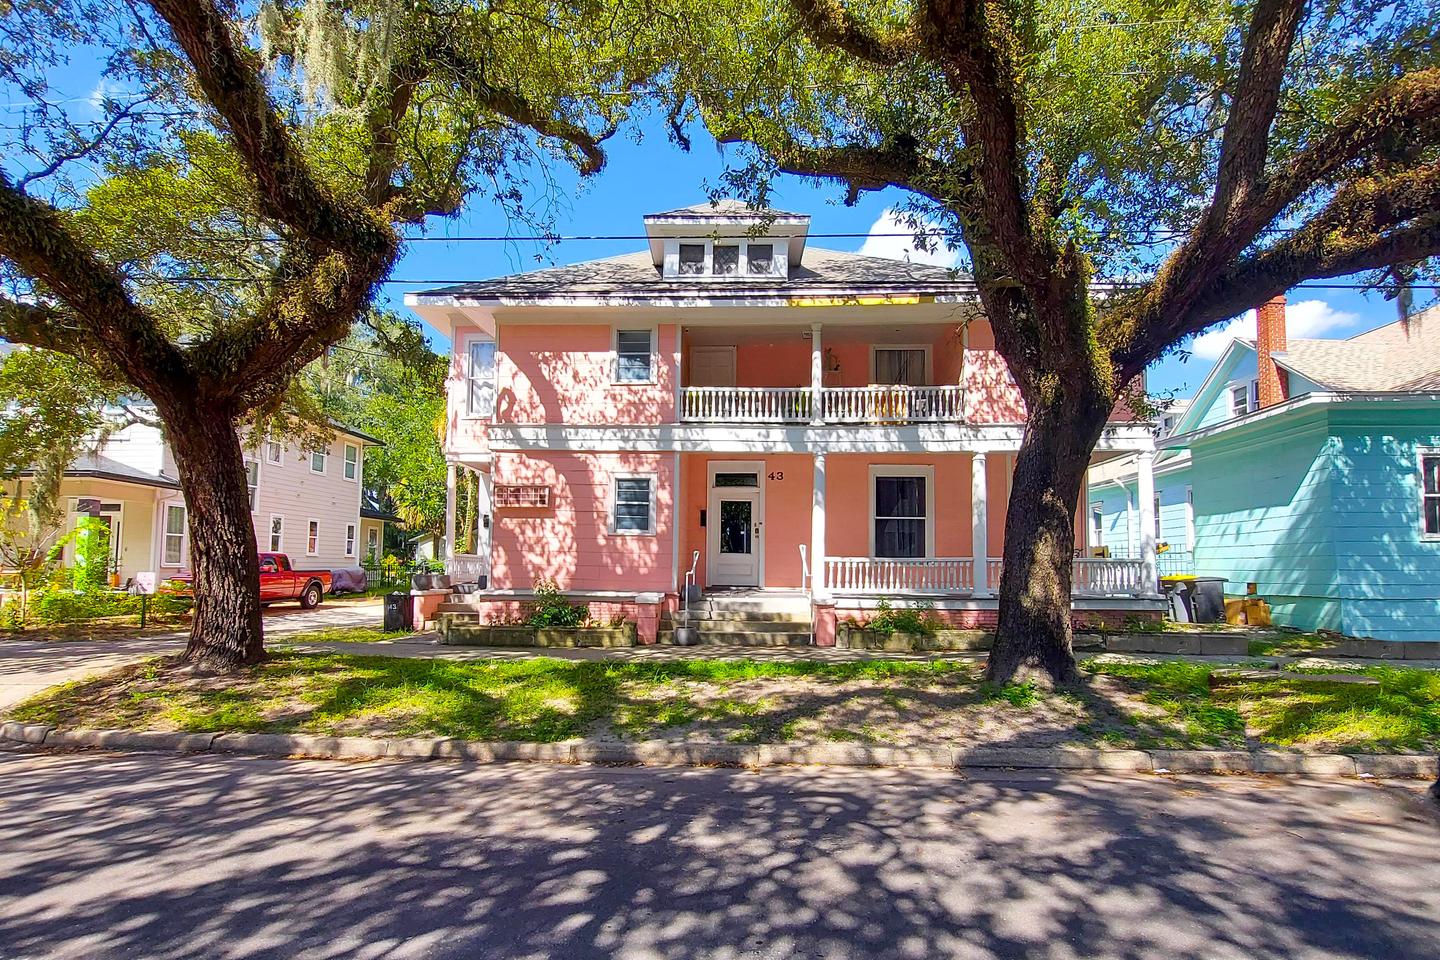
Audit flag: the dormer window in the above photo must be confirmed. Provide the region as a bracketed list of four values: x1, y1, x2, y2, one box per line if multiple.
[678, 243, 705, 275]
[747, 244, 774, 274]
[714, 244, 740, 276]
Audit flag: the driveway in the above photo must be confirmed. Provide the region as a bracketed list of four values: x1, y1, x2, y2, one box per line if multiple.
[0, 746, 1436, 959]
[0, 599, 384, 712]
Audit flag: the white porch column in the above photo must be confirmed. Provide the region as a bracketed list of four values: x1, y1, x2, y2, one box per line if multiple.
[971, 452, 989, 596]
[444, 463, 457, 565]
[475, 467, 492, 577]
[1137, 451, 1158, 594]
[810, 322, 824, 425]
[811, 452, 827, 598]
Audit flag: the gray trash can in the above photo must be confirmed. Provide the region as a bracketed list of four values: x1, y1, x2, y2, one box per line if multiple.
[384, 592, 413, 631]
[1190, 577, 1227, 623]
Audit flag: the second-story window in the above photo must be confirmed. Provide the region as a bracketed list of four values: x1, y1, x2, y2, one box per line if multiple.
[245, 459, 259, 510]
[747, 243, 774, 275]
[1421, 451, 1440, 537]
[311, 449, 327, 474]
[468, 340, 496, 417]
[713, 244, 740, 276]
[265, 438, 283, 464]
[615, 329, 654, 383]
[343, 443, 359, 481]
[873, 348, 927, 386]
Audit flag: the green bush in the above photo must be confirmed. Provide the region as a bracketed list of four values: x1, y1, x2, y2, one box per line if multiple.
[865, 599, 940, 637]
[525, 578, 590, 627]
[28, 586, 191, 624]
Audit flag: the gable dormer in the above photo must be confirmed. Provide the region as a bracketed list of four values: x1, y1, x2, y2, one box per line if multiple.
[642, 200, 809, 280]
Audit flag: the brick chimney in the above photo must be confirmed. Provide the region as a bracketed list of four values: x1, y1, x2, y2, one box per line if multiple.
[1255, 295, 1289, 409]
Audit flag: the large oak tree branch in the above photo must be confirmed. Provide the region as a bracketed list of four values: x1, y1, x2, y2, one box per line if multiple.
[788, 0, 917, 65]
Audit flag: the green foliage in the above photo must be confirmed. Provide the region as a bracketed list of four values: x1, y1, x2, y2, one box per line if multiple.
[10, 585, 192, 625]
[863, 598, 940, 636]
[525, 579, 590, 627]
[71, 517, 111, 590]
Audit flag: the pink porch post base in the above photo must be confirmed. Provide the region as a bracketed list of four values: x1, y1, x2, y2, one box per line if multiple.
[634, 593, 663, 645]
[813, 601, 837, 647]
[410, 589, 450, 631]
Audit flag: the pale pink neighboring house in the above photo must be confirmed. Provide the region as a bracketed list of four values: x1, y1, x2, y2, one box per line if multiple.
[406, 202, 1164, 642]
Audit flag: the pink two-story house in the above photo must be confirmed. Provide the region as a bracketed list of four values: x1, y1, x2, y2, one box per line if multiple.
[406, 202, 1163, 642]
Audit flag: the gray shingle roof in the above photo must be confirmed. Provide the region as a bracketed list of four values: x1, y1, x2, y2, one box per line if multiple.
[20, 453, 182, 489]
[1270, 304, 1440, 392]
[413, 247, 974, 301]
[642, 199, 807, 220]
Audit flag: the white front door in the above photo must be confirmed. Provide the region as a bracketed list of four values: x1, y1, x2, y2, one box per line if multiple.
[690, 346, 736, 387]
[708, 490, 760, 586]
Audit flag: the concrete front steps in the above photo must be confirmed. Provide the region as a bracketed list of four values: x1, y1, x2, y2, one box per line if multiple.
[660, 592, 814, 646]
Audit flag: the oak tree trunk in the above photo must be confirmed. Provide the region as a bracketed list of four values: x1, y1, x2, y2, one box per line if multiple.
[985, 389, 1112, 686]
[162, 401, 264, 670]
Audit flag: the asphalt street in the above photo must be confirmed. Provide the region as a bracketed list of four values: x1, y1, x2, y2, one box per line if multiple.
[1, 745, 1437, 959]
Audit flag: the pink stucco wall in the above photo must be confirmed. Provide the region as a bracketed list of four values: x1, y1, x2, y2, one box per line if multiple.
[489, 451, 676, 592]
[691, 334, 967, 391]
[496, 323, 677, 425]
[679, 454, 812, 589]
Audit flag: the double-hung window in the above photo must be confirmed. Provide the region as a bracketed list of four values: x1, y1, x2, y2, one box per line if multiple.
[1090, 503, 1104, 549]
[613, 476, 655, 534]
[468, 339, 496, 417]
[163, 504, 186, 566]
[311, 449, 327, 474]
[343, 443, 359, 481]
[265, 438, 283, 464]
[245, 459, 259, 510]
[873, 472, 929, 559]
[307, 520, 320, 555]
[367, 526, 379, 559]
[1230, 379, 1260, 416]
[615, 329, 654, 383]
[269, 515, 284, 552]
[1422, 451, 1440, 537]
[345, 523, 357, 557]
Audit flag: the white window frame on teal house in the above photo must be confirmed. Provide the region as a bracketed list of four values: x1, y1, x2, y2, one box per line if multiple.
[868, 465, 936, 559]
[1420, 448, 1440, 539]
[1229, 378, 1260, 417]
[612, 326, 658, 385]
[162, 504, 187, 567]
[269, 515, 284, 552]
[1089, 501, 1104, 550]
[610, 473, 657, 535]
[1185, 486, 1196, 549]
[310, 449, 327, 474]
[343, 443, 359, 482]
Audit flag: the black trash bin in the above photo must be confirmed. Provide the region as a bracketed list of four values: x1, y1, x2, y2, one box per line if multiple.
[384, 592, 413, 631]
[1190, 577, 1228, 623]
[1161, 578, 1195, 623]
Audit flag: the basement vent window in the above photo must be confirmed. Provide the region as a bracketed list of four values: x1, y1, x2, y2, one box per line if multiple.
[494, 484, 551, 509]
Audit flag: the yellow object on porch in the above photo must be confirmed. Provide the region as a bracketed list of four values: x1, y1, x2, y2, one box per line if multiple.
[1224, 597, 1272, 626]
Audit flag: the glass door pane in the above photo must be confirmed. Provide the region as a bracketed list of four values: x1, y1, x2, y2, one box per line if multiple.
[719, 500, 752, 555]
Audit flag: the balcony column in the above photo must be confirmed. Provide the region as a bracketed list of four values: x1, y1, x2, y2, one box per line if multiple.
[811, 452, 827, 599]
[971, 452, 989, 596]
[1137, 450, 1158, 594]
[810, 322, 824, 425]
[444, 463, 457, 565]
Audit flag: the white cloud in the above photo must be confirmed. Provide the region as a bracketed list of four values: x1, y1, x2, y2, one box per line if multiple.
[857, 208, 962, 268]
[1189, 299, 1360, 360]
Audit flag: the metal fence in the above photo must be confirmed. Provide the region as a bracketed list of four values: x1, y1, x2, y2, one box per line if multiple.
[360, 558, 437, 594]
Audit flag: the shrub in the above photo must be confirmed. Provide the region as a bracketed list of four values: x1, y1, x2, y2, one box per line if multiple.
[28, 585, 192, 624]
[525, 578, 589, 627]
[865, 599, 940, 637]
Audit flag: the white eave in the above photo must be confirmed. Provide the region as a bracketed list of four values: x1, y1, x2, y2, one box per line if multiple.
[1159, 391, 1440, 449]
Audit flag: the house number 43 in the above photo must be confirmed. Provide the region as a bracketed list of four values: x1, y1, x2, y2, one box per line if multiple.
[767, 471, 784, 481]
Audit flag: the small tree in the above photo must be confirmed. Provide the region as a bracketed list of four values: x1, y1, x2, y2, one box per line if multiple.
[680, 0, 1440, 682]
[0, 468, 70, 628]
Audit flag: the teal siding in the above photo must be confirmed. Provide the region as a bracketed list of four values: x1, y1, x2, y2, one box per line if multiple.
[1326, 408, 1440, 641]
[1090, 484, 1134, 555]
[1093, 466, 1191, 562]
[1195, 351, 1258, 428]
[1190, 413, 1340, 632]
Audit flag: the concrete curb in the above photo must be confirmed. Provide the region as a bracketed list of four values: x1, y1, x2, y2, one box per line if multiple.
[3, 721, 1436, 779]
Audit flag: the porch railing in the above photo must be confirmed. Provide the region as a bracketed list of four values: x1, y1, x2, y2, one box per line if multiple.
[820, 555, 1149, 597]
[822, 385, 964, 423]
[678, 385, 964, 424]
[823, 556, 975, 593]
[680, 386, 812, 423]
[446, 553, 489, 584]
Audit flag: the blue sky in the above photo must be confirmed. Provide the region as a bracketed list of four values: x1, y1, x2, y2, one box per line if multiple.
[16, 66, 1407, 401]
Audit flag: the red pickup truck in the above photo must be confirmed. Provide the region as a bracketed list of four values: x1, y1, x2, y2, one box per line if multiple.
[170, 552, 331, 608]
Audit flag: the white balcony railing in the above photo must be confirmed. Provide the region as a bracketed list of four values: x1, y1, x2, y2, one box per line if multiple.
[823, 557, 975, 593]
[680, 386, 812, 423]
[678, 385, 964, 424]
[819, 555, 1149, 598]
[822, 385, 964, 423]
[446, 553, 488, 584]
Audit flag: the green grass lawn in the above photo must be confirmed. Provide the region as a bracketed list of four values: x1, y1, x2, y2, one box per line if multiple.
[278, 626, 424, 644]
[10, 652, 1439, 753]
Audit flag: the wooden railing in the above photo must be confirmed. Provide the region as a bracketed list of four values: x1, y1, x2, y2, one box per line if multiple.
[446, 553, 488, 584]
[678, 385, 964, 424]
[680, 386, 812, 423]
[818, 555, 1148, 597]
[821, 385, 964, 423]
[823, 556, 975, 593]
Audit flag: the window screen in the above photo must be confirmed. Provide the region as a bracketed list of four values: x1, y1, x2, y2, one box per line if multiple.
[875, 476, 926, 558]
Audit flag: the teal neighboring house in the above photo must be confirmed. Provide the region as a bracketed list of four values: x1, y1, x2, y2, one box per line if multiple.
[1088, 297, 1440, 642]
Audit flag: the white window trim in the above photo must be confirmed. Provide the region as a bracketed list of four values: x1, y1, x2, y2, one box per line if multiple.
[268, 514, 284, 553]
[612, 325, 659, 386]
[161, 503, 187, 568]
[610, 472, 658, 536]
[1089, 501, 1105, 549]
[1229, 378, 1260, 417]
[343, 443, 360, 482]
[1420, 448, 1440, 541]
[344, 523, 357, 557]
[1153, 494, 1162, 541]
[306, 518, 320, 556]
[463, 333, 498, 420]
[663, 237, 787, 279]
[868, 465, 936, 559]
[869, 344, 933, 386]
[244, 457, 260, 511]
[310, 449, 327, 475]
[367, 525, 380, 558]
[265, 437, 283, 464]
[1185, 486, 1196, 551]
